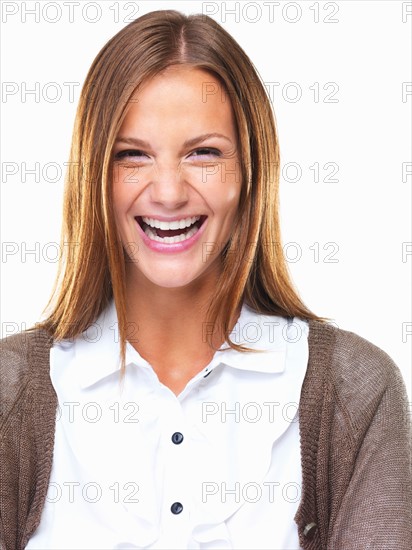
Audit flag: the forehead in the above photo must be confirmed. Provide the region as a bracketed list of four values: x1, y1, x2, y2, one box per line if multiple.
[120, 66, 235, 127]
[135, 65, 229, 101]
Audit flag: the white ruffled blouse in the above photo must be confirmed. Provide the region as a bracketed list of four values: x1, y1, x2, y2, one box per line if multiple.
[26, 300, 308, 549]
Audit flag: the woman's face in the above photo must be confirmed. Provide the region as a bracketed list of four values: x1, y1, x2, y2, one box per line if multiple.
[112, 65, 242, 290]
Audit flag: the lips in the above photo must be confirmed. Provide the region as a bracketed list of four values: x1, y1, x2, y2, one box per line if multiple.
[134, 214, 209, 253]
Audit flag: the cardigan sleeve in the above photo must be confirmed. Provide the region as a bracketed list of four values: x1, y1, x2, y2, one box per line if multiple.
[327, 334, 412, 549]
[0, 329, 56, 550]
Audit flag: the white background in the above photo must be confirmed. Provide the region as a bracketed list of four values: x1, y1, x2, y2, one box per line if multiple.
[1, 0, 411, 397]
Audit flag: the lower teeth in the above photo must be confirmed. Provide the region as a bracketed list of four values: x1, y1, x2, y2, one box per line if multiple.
[143, 224, 199, 243]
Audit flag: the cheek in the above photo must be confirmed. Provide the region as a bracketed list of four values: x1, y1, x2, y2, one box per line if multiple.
[111, 185, 133, 247]
[111, 187, 125, 225]
[112, 166, 138, 215]
[209, 164, 242, 218]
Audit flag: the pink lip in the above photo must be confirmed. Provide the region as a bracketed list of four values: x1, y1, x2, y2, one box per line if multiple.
[135, 216, 208, 254]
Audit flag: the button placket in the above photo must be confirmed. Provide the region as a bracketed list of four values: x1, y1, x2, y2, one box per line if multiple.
[168, 430, 185, 517]
[160, 400, 191, 546]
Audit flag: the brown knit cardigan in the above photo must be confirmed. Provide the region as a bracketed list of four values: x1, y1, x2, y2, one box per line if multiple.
[0, 320, 411, 549]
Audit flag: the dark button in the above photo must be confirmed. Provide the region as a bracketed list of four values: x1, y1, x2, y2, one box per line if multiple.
[171, 501, 183, 514]
[171, 432, 184, 445]
[303, 522, 317, 539]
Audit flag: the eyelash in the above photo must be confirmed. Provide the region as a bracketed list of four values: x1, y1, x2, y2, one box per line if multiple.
[114, 148, 221, 160]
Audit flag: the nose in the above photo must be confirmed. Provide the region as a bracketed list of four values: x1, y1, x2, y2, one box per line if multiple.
[149, 161, 189, 209]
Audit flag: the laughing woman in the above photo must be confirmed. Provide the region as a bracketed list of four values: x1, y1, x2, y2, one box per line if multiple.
[1, 9, 411, 550]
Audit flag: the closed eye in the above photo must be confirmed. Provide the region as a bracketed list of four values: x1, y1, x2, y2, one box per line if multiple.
[114, 149, 147, 159]
[190, 148, 221, 158]
[114, 147, 222, 160]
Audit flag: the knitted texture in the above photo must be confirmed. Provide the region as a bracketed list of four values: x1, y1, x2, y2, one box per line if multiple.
[0, 321, 411, 549]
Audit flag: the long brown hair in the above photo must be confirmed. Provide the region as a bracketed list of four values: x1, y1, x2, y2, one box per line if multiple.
[37, 10, 329, 377]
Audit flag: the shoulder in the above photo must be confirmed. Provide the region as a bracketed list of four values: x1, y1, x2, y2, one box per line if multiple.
[307, 319, 408, 432]
[0, 327, 53, 365]
[0, 328, 54, 420]
[308, 319, 402, 387]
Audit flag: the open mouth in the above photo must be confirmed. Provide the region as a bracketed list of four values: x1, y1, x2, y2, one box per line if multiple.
[136, 215, 208, 244]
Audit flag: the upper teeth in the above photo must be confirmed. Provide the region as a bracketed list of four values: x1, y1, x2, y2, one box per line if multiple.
[142, 216, 200, 230]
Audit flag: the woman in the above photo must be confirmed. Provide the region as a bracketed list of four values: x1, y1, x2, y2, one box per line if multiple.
[1, 9, 410, 550]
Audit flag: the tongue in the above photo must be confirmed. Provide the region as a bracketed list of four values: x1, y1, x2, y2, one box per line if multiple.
[156, 226, 191, 238]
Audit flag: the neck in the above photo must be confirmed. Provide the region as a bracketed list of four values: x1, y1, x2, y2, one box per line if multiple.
[124, 264, 240, 353]
[121, 265, 242, 395]
[126, 273, 216, 333]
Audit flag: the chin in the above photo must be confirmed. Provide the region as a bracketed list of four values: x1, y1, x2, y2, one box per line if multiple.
[138, 267, 206, 290]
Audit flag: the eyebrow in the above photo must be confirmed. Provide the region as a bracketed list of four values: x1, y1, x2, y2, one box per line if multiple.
[114, 132, 233, 149]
